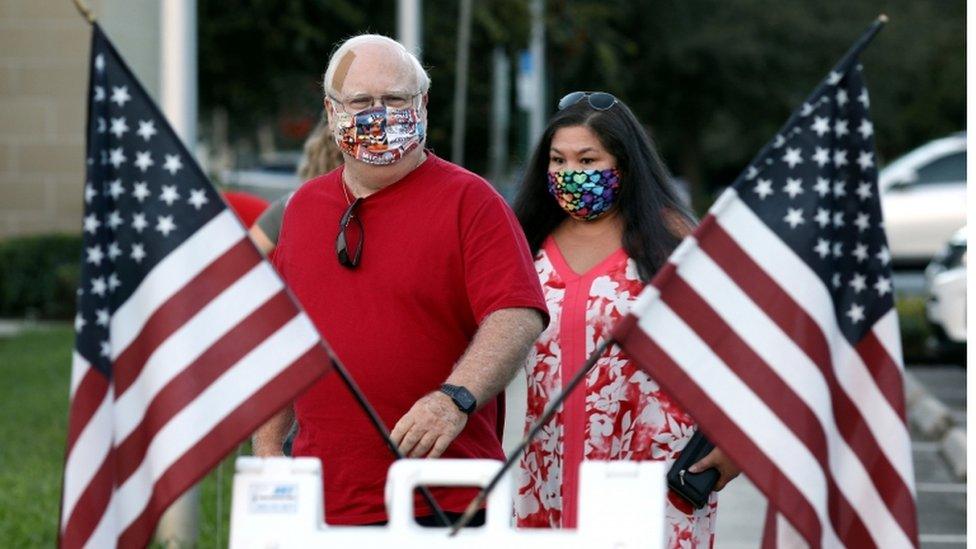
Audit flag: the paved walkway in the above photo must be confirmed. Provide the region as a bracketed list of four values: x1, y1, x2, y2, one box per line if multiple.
[0, 318, 66, 338]
[714, 476, 765, 548]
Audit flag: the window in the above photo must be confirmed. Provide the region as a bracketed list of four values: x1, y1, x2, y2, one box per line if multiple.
[915, 151, 966, 185]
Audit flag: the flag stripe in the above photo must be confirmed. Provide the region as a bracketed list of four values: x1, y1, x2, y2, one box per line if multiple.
[113, 290, 297, 484]
[714, 195, 914, 485]
[855, 331, 907, 418]
[613, 313, 830, 546]
[112, 314, 321, 532]
[82, 489, 118, 549]
[761, 506, 778, 549]
[61, 390, 113, 530]
[115, 344, 328, 548]
[109, 210, 243, 361]
[872, 309, 904, 368]
[70, 351, 89, 398]
[657, 265, 877, 547]
[61, 449, 115, 549]
[703, 207, 918, 542]
[112, 236, 260, 394]
[65, 366, 109, 456]
[776, 513, 811, 549]
[112, 261, 284, 444]
[716, 193, 909, 422]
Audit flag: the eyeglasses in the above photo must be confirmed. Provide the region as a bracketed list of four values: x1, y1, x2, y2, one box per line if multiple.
[557, 91, 618, 111]
[336, 197, 364, 268]
[328, 92, 421, 113]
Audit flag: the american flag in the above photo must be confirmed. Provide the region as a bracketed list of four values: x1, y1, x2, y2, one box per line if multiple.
[60, 25, 330, 548]
[612, 20, 919, 548]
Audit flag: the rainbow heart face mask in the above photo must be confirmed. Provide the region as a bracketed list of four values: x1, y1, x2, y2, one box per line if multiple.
[546, 168, 621, 221]
[333, 105, 425, 166]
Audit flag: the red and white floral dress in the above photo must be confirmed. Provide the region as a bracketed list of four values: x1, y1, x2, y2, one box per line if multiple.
[515, 236, 718, 548]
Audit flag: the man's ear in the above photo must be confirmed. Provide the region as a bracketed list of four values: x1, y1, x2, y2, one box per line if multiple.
[324, 98, 336, 128]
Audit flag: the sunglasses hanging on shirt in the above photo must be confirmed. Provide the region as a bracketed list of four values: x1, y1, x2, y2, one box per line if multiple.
[336, 197, 364, 268]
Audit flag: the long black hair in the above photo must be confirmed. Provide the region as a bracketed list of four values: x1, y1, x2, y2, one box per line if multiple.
[513, 99, 696, 283]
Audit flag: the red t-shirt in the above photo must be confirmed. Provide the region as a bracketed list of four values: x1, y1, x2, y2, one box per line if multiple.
[273, 152, 547, 525]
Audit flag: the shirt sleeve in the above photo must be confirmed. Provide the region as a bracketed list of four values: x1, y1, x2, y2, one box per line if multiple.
[269, 193, 296, 278]
[460, 187, 549, 328]
[255, 192, 293, 245]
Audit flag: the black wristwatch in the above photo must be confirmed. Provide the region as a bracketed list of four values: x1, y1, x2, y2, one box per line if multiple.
[440, 384, 477, 415]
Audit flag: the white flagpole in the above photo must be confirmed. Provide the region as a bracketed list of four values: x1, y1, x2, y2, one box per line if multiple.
[451, 0, 473, 164]
[156, 0, 200, 546]
[488, 47, 511, 182]
[160, 0, 198, 151]
[397, 0, 423, 61]
[527, 0, 546, 147]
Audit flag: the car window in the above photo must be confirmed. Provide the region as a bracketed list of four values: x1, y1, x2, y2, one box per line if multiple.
[915, 151, 966, 185]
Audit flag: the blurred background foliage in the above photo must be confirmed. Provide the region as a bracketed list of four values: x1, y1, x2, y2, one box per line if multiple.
[198, 0, 964, 211]
[0, 235, 81, 320]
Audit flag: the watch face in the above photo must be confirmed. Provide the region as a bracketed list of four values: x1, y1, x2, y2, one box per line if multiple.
[455, 389, 476, 412]
[443, 384, 476, 413]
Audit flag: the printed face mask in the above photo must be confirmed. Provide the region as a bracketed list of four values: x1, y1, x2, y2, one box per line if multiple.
[547, 168, 621, 221]
[333, 105, 426, 166]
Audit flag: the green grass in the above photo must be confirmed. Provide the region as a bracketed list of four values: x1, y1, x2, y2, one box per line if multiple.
[0, 328, 72, 546]
[0, 327, 241, 548]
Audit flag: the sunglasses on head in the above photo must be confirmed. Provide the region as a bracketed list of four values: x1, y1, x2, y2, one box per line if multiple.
[557, 91, 618, 111]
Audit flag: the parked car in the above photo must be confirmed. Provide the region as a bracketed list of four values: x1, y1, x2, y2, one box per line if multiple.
[879, 132, 966, 267]
[924, 226, 966, 357]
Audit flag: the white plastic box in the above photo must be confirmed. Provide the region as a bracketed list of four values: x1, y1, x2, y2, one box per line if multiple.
[229, 457, 665, 548]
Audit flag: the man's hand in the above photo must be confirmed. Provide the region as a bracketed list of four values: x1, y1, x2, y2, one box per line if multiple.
[391, 391, 468, 458]
[388, 308, 541, 459]
[253, 446, 285, 458]
[688, 446, 741, 491]
[252, 407, 293, 458]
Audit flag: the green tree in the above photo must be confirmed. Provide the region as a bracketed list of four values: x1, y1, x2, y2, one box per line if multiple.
[198, 0, 965, 213]
[199, 0, 394, 143]
[544, 0, 965, 210]
[198, 0, 531, 167]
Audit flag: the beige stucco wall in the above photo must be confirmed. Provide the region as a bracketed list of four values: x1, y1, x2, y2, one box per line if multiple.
[0, 0, 160, 239]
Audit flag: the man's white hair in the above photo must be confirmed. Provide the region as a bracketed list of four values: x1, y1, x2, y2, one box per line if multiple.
[322, 34, 430, 97]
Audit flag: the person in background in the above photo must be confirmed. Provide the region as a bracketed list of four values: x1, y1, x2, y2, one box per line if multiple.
[249, 116, 343, 255]
[512, 91, 740, 546]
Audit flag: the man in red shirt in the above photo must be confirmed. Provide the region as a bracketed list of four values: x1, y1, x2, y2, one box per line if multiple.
[252, 34, 547, 526]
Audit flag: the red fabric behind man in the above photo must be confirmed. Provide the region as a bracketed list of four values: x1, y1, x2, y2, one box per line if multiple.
[223, 190, 269, 227]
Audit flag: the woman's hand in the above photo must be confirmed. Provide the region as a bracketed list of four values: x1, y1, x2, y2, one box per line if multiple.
[688, 446, 741, 491]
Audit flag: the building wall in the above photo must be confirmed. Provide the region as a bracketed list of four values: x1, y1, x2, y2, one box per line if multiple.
[0, 0, 160, 239]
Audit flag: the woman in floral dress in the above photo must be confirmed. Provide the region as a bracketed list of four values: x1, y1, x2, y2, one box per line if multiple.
[511, 92, 740, 548]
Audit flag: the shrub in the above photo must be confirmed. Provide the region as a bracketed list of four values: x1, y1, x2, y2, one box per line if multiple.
[0, 234, 82, 320]
[895, 295, 936, 364]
